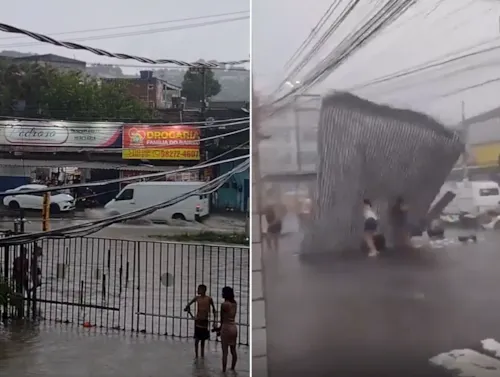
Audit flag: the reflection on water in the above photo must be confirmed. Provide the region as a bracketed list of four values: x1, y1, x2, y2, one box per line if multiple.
[0, 322, 249, 377]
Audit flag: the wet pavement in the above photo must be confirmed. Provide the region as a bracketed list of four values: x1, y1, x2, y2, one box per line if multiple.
[262, 228, 500, 377]
[0, 322, 249, 377]
[0, 211, 246, 238]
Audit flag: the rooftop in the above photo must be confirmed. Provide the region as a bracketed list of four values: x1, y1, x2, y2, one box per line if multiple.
[12, 53, 86, 65]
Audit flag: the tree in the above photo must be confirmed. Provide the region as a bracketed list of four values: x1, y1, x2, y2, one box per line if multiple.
[181, 67, 221, 102]
[0, 62, 151, 121]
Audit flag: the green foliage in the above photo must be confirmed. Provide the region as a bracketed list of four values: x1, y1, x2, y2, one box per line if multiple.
[0, 62, 150, 120]
[150, 231, 248, 246]
[181, 68, 221, 102]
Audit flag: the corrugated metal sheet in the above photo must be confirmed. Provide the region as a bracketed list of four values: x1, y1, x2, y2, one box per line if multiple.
[0, 159, 178, 172]
[302, 92, 464, 254]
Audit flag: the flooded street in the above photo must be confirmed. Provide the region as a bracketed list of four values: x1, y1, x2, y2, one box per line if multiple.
[0, 212, 250, 376]
[262, 226, 500, 376]
[0, 322, 249, 376]
[0, 212, 250, 344]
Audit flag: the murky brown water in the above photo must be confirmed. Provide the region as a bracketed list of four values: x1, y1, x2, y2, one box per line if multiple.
[0, 321, 249, 377]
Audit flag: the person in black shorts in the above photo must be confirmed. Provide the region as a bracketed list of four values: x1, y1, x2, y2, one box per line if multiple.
[363, 199, 379, 257]
[390, 196, 410, 248]
[184, 284, 216, 358]
[264, 204, 282, 251]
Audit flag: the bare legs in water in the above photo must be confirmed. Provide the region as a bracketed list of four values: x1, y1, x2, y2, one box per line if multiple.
[222, 343, 237, 372]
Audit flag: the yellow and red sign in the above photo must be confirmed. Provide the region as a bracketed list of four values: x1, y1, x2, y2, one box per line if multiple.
[122, 125, 200, 160]
[469, 142, 500, 167]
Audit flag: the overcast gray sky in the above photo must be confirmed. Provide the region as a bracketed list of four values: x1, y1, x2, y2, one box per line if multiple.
[253, 0, 500, 124]
[0, 0, 249, 73]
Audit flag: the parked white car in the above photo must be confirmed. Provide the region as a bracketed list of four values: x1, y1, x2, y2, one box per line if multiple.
[3, 184, 75, 213]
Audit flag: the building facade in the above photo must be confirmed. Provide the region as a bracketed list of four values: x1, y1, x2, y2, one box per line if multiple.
[104, 71, 182, 110]
[259, 96, 321, 175]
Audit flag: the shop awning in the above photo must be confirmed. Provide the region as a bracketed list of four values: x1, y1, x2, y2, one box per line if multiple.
[0, 159, 182, 172]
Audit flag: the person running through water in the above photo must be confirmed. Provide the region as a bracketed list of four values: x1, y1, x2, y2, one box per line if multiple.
[363, 199, 379, 257]
[263, 203, 282, 251]
[219, 286, 238, 372]
[184, 284, 216, 358]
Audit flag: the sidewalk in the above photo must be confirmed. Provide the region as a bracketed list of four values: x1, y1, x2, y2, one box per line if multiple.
[0, 324, 249, 377]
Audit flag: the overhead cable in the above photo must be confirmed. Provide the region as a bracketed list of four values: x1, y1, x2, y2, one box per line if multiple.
[274, 0, 353, 95]
[46, 139, 250, 208]
[270, 0, 415, 109]
[0, 11, 250, 41]
[0, 117, 249, 130]
[283, 0, 342, 71]
[0, 154, 249, 197]
[0, 160, 249, 244]
[0, 23, 249, 68]
[0, 17, 249, 49]
[347, 35, 500, 91]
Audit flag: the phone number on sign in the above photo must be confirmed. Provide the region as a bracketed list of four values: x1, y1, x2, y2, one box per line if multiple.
[123, 149, 200, 160]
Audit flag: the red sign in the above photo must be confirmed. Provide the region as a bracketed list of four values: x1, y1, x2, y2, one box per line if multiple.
[122, 125, 201, 160]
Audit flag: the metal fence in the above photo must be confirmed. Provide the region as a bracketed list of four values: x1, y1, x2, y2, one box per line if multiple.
[0, 237, 250, 345]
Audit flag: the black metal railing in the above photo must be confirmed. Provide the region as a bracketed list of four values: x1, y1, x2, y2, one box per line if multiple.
[0, 237, 250, 345]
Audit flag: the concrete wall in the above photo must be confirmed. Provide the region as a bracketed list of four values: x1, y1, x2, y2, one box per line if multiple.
[0, 166, 31, 191]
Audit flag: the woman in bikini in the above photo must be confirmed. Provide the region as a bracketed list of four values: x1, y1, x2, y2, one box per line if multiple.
[219, 286, 238, 372]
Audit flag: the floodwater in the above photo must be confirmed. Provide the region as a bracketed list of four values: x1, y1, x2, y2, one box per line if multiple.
[262, 227, 500, 376]
[0, 237, 250, 345]
[0, 322, 249, 377]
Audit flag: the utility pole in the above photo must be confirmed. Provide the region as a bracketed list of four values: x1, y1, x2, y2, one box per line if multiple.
[294, 96, 302, 173]
[461, 100, 469, 181]
[13, 208, 26, 318]
[201, 67, 207, 119]
[199, 67, 208, 181]
[42, 193, 50, 231]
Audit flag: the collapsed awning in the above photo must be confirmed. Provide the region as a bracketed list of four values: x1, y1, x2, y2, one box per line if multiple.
[0, 158, 181, 172]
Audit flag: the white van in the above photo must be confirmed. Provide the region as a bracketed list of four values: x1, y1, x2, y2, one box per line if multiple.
[104, 181, 210, 222]
[435, 180, 500, 216]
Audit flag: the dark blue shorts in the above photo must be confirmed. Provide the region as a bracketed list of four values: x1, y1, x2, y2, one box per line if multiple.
[364, 218, 378, 232]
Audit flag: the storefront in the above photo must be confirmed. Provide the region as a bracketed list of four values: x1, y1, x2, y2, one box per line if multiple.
[0, 121, 202, 196]
[121, 124, 201, 186]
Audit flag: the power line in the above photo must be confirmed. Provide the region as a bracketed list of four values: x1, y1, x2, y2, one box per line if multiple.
[0, 159, 249, 244]
[347, 35, 500, 91]
[67, 139, 250, 204]
[0, 154, 248, 198]
[270, 0, 416, 108]
[283, 0, 342, 71]
[0, 17, 249, 49]
[0, 11, 249, 41]
[0, 23, 249, 68]
[0, 117, 249, 128]
[345, 0, 472, 77]
[275, 0, 353, 95]
[359, 60, 500, 98]
[86, 62, 249, 70]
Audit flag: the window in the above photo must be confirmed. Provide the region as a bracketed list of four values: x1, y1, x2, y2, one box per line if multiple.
[199, 194, 208, 200]
[116, 189, 134, 201]
[479, 188, 499, 196]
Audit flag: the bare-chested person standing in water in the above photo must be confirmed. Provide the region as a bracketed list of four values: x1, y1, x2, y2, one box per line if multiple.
[184, 284, 217, 358]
